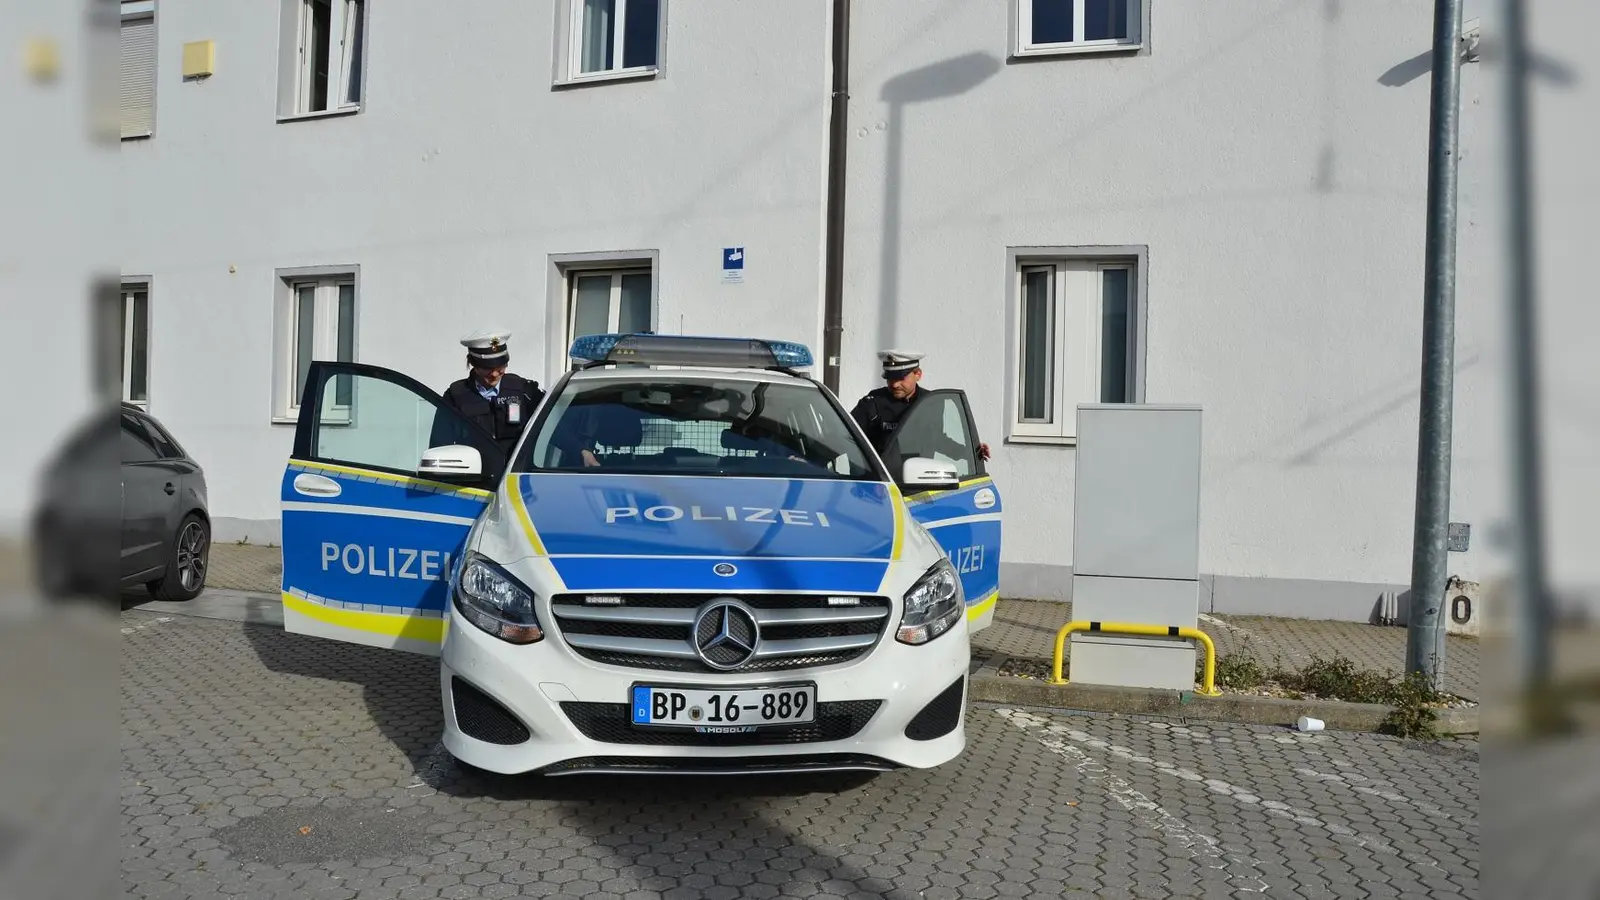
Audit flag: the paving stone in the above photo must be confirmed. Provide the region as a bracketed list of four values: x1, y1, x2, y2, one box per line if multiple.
[120, 607, 1478, 898]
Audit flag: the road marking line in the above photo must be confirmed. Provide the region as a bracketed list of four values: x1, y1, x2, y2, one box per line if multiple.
[1293, 767, 1476, 826]
[120, 616, 174, 635]
[996, 709, 1270, 894]
[1002, 711, 1446, 872]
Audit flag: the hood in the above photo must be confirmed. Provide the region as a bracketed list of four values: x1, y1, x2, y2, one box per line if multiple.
[510, 472, 904, 594]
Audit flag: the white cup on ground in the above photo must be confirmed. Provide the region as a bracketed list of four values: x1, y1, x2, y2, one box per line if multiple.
[1297, 716, 1325, 732]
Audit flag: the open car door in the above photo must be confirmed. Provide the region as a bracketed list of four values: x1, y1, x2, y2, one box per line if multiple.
[280, 362, 507, 655]
[881, 389, 1004, 632]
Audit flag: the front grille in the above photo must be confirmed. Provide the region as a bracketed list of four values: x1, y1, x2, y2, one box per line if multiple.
[450, 677, 531, 745]
[550, 593, 891, 674]
[560, 700, 882, 746]
[904, 676, 965, 741]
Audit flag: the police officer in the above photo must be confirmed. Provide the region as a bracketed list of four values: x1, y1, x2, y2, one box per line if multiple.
[439, 330, 545, 459]
[850, 349, 990, 468]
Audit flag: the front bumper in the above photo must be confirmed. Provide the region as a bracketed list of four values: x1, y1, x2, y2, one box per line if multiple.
[439, 603, 971, 776]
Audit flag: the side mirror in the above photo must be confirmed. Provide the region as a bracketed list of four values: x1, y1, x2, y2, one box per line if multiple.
[418, 445, 483, 478]
[901, 457, 960, 491]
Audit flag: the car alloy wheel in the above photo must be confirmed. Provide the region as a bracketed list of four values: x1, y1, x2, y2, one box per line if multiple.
[176, 520, 208, 593]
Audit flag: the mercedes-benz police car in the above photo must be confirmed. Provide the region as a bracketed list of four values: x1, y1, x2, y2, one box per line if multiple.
[278, 334, 1003, 777]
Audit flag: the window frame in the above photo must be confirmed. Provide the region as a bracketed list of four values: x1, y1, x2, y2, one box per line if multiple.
[273, 266, 360, 423]
[546, 251, 659, 381]
[1004, 246, 1147, 445]
[553, 0, 666, 88]
[120, 0, 157, 140]
[1013, 0, 1146, 59]
[566, 266, 655, 346]
[121, 279, 152, 409]
[277, 0, 367, 121]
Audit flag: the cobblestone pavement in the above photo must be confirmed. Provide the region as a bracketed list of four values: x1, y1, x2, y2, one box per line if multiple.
[208, 543, 283, 593]
[122, 607, 1479, 898]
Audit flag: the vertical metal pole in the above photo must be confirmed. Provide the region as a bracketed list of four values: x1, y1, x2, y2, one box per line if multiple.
[821, 0, 851, 394]
[1405, 0, 1465, 685]
[1498, 0, 1554, 703]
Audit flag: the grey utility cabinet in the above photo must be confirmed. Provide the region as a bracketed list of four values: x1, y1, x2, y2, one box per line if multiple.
[1068, 404, 1204, 691]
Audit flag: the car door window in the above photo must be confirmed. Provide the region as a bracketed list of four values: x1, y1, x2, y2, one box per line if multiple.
[120, 415, 160, 463]
[304, 366, 504, 481]
[132, 415, 183, 460]
[889, 391, 980, 481]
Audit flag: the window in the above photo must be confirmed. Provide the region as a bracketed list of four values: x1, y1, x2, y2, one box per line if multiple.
[120, 413, 161, 464]
[278, 0, 365, 117]
[1008, 252, 1142, 442]
[522, 377, 876, 481]
[274, 271, 357, 420]
[567, 266, 653, 345]
[890, 392, 983, 481]
[557, 0, 663, 84]
[126, 410, 185, 460]
[122, 282, 150, 407]
[120, 1, 156, 138]
[316, 375, 444, 475]
[1016, 0, 1142, 56]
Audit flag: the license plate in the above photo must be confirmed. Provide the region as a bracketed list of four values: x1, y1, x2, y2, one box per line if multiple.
[630, 684, 817, 729]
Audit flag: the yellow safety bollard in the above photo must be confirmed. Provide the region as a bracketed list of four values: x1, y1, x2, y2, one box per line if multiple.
[1048, 620, 1223, 697]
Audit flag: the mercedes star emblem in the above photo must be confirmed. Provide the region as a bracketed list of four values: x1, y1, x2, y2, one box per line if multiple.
[692, 599, 761, 670]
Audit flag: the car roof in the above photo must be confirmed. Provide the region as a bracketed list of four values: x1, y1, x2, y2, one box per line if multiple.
[564, 366, 819, 388]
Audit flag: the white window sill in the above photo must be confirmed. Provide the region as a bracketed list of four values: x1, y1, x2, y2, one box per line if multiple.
[553, 66, 659, 89]
[1004, 433, 1078, 447]
[274, 415, 355, 426]
[123, 399, 150, 409]
[1012, 41, 1143, 60]
[277, 106, 362, 124]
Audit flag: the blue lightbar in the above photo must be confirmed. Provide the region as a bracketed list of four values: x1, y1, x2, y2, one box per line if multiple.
[569, 333, 815, 370]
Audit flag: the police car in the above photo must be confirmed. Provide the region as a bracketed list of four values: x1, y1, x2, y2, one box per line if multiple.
[278, 334, 1003, 776]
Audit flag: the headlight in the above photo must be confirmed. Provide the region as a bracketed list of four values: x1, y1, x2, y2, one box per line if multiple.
[453, 553, 544, 644]
[896, 558, 964, 645]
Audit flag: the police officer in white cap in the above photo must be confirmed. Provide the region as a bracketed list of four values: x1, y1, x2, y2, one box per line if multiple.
[440, 329, 544, 457]
[850, 349, 989, 463]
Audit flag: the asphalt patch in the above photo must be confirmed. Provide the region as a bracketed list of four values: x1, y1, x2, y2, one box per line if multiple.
[210, 802, 436, 866]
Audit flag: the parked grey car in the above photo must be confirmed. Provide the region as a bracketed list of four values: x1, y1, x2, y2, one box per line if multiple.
[32, 402, 211, 602]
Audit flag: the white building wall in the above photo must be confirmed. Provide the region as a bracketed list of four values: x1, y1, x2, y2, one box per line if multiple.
[120, 0, 831, 543]
[101, 0, 1600, 621]
[838, 0, 1499, 620]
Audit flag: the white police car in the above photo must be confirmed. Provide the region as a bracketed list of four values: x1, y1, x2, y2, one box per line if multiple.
[278, 334, 1003, 776]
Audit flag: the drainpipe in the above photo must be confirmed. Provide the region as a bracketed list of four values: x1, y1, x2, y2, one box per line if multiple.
[821, 0, 850, 394]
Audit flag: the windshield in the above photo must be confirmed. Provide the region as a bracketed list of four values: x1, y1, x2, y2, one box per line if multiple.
[517, 376, 879, 480]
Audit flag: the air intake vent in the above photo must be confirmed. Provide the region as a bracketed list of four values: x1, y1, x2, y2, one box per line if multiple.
[904, 676, 965, 741]
[450, 677, 530, 745]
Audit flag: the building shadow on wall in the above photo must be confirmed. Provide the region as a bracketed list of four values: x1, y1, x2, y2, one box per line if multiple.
[876, 53, 1001, 354]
